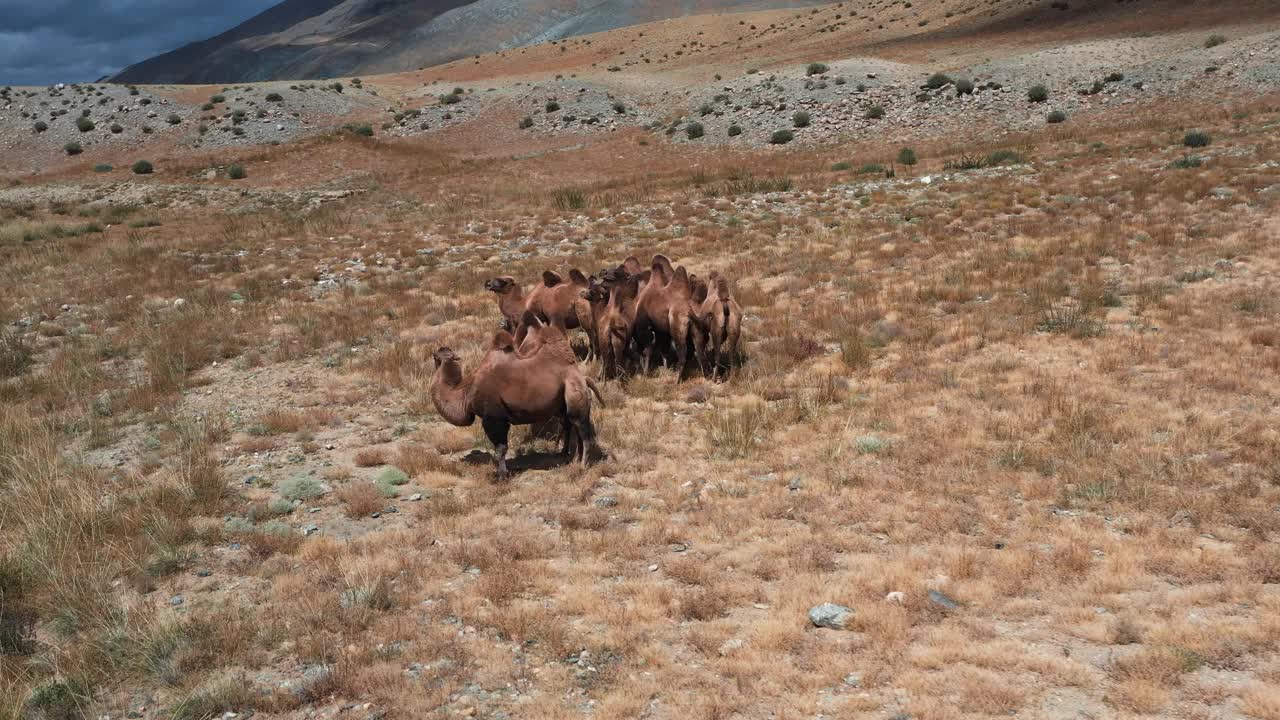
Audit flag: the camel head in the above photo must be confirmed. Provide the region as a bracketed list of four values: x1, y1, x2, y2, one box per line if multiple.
[484, 277, 518, 295]
[432, 347, 464, 384]
[582, 280, 609, 306]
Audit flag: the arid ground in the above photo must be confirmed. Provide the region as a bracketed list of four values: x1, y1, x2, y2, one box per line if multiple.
[3, 2, 1280, 719]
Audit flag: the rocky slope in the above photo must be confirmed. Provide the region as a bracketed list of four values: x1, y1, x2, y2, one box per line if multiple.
[109, 0, 828, 85]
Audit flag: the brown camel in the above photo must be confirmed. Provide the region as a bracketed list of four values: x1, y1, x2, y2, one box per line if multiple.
[431, 327, 604, 481]
[633, 255, 700, 379]
[485, 271, 590, 332]
[691, 272, 745, 380]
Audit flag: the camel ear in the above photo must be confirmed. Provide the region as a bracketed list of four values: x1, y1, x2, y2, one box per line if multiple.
[716, 277, 731, 301]
[542, 270, 563, 288]
[492, 332, 516, 353]
[569, 268, 588, 285]
[672, 265, 689, 288]
[622, 256, 642, 274]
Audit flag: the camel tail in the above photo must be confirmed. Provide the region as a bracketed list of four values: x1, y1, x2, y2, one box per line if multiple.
[586, 378, 606, 408]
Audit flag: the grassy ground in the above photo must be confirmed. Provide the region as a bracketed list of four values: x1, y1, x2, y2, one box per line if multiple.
[2, 93, 1279, 720]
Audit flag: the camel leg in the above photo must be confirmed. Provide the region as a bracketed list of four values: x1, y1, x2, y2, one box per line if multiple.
[573, 416, 598, 465]
[672, 321, 690, 382]
[561, 415, 579, 458]
[482, 417, 511, 482]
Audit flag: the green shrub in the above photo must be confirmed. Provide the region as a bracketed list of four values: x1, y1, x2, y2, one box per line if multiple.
[1047, 110, 1067, 124]
[110, 123, 123, 133]
[1183, 130, 1211, 148]
[955, 78, 974, 95]
[792, 110, 811, 128]
[439, 93, 461, 105]
[897, 147, 918, 166]
[265, 92, 283, 102]
[93, 163, 112, 173]
[33, 121, 47, 133]
[864, 105, 885, 120]
[1169, 155, 1202, 169]
[831, 161, 852, 171]
[806, 62, 829, 76]
[1105, 72, 1125, 82]
[612, 101, 626, 114]
[727, 124, 743, 137]
[984, 149, 1025, 166]
[228, 164, 246, 180]
[545, 100, 560, 112]
[64, 141, 82, 155]
[519, 116, 534, 129]
[1204, 34, 1227, 48]
[279, 475, 324, 501]
[925, 72, 953, 89]
[75, 116, 95, 132]
[686, 122, 705, 139]
[201, 102, 214, 111]
[342, 123, 373, 137]
[770, 129, 794, 144]
[210, 94, 225, 104]
[1028, 85, 1049, 103]
[331, 82, 344, 93]
[131, 160, 154, 175]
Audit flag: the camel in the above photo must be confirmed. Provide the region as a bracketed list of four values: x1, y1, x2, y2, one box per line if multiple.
[691, 272, 744, 380]
[431, 325, 604, 481]
[485, 270, 590, 332]
[599, 270, 649, 379]
[632, 255, 700, 379]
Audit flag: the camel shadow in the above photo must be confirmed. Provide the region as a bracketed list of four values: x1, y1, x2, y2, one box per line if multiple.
[461, 449, 572, 476]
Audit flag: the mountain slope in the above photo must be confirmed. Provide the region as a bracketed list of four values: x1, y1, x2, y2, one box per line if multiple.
[110, 0, 827, 84]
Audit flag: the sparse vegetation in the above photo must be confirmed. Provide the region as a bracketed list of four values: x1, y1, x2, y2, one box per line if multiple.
[769, 129, 793, 144]
[228, 164, 247, 180]
[864, 105, 885, 120]
[1183, 130, 1211, 147]
[63, 141, 82, 155]
[519, 116, 534, 129]
[925, 72, 953, 89]
[897, 147, 918, 166]
[76, 117, 95, 132]
[727, 124, 743, 137]
[1204, 34, 1227, 48]
[131, 160, 154, 175]
[686, 122, 705, 139]
[792, 111, 810, 128]
[1028, 84, 1049, 102]
[806, 62, 829, 76]
[1047, 110, 1067, 124]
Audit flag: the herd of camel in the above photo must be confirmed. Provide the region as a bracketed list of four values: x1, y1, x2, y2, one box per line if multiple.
[430, 254, 745, 480]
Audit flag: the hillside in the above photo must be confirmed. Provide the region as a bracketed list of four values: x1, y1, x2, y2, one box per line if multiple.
[110, 0, 829, 84]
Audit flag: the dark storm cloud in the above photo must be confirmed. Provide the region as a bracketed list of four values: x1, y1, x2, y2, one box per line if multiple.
[0, 0, 279, 86]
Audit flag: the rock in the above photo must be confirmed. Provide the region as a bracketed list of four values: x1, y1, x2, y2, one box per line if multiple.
[302, 524, 320, 536]
[1210, 187, 1235, 199]
[92, 391, 113, 417]
[169, 595, 184, 606]
[844, 673, 861, 687]
[885, 591, 905, 604]
[788, 477, 801, 491]
[808, 602, 855, 629]
[409, 493, 423, 501]
[594, 496, 618, 508]
[928, 590, 959, 611]
[195, 569, 212, 577]
[718, 638, 745, 656]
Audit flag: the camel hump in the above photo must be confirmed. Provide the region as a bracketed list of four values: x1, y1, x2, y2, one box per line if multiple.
[715, 276, 731, 301]
[542, 270, 563, 287]
[622, 256, 643, 274]
[651, 254, 674, 283]
[692, 279, 709, 305]
[492, 331, 517, 352]
[569, 268, 589, 285]
[671, 265, 689, 288]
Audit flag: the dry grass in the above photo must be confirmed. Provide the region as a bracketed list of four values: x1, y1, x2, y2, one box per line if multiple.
[2, 83, 1279, 720]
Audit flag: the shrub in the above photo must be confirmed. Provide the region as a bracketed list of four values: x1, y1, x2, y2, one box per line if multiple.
[612, 101, 626, 114]
[165, 113, 181, 125]
[32, 121, 47, 133]
[265, 92, 283, 102]
[519, 116, 534, 129]
[955, 78, 974, 95]
[897, 147, 918, 166]
[770, 129, 793, 144]
[925, 72, 953, 89]
[1105, 72, 1125, 82]
[686, 122, 705, 139]
[93, 163, 113, 173]
[228, 164, 246, 180]
[110, 123, 123, 133]
[831, 161, 852, 171]
[279, 475, 324, 501]
[76, 116, 95, 132]
[1047, 110, 1067, 124]
[545, 100, 560, 112]
[1169, 155, 1202, 169]
[806, 62, 829, 76]
[131, 160, 154, 175]
[210, 94, 225, 104]
[864, 105, 885, 120]
[792, 110, 811, 128]
[1204, 34, 1227, 48]
[984, 149, 1025, 166]
[439, 93, 461, 105]
[331, 82, 344, 93]
[1183, 130, 1211, 148]
[727, 124, 743, 137]
[1028, 85, 1049, 102]
[343, 123, 373, 137]
[63, 141, 82, 155]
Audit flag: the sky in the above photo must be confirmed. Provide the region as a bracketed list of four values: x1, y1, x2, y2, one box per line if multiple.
[0, 0, 280, 86]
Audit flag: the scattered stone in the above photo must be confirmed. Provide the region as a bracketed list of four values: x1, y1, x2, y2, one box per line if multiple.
[169, 595, 184, 606]
[409, 493, 424, 501]
[808, 602, 855, 629]
[885, 591, 905, 604]
[844, 673, 861, 687]
[594, 496, 618, 508]
[927, 590, 959, 611]
[302, 524, 320, 536]
[788, 477, 801, 491]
